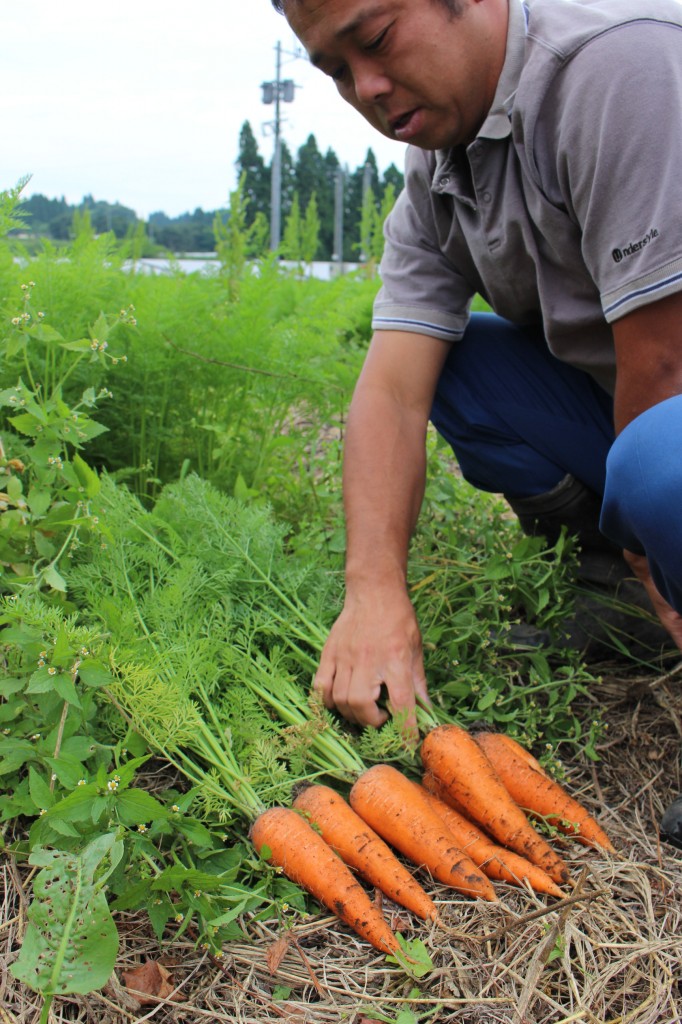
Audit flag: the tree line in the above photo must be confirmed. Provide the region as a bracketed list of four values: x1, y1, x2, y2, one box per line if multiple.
[14, 121, 404, 263]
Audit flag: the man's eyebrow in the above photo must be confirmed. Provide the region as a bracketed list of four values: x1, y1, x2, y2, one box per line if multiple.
[309, 5, 390, 67]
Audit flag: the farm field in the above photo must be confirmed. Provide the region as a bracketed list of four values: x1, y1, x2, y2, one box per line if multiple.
[1, 192, 680, 1023]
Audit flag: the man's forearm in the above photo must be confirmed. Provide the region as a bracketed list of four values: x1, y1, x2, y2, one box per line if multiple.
[342, 382, 428, 593]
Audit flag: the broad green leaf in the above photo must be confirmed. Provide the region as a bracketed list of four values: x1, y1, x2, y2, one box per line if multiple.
[52, 627, 73, 665]
[152, 865, 230, 893]
[387, 935, 434, 980]
[9, 413, 42, 436]
[46, 754, 88, 790]
[174, 817, 213, 846]
[35, 782, 100, 829]
[477, 690, 498, 711]
[52, 673, 82, 707]
[28, 767, 56, 812]
[0, 676, 24, 696]
[77, 660, 114, 688]
[30, 322, 64, 344]
[11, 835, 119, 997]
[60, 338, 95, 353]
[67, 419, 108, 444]
[116, 788, 168, 826]
[233, 473, 258, 502]
[72, 454, 101, 498]
[110, 878, 154, 911]
[34, 532, 57, 559]
[112, 755, 151, 787]
[43, 565, 67, 593]
[27, 485, 52, 517]
[0, 740, 37, 776]
[147, 897, 174, 942]
[90, 312, 111, 345]
[61, 735, 98, 760]
[48, 817, 82, 838]
[26, 668, 57, 694]
[6, 474, 23, 500]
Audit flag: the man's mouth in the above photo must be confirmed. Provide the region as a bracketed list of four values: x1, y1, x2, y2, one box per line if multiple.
[390, 110, 415, 133]
[389, 108, 423, 141]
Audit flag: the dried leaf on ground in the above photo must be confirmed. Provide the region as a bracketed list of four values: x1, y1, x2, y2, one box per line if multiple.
[121, 959, 184, 1005]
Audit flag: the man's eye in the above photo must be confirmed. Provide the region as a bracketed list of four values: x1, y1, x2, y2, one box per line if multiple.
[364, 28, 388, 51]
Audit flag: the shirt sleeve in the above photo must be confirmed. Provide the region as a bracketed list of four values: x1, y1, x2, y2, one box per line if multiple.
[537, 18, 682, 323]
[372, 147, 475, 341]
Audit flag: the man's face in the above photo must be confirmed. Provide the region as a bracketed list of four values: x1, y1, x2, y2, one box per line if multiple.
[284, 0, 507, 151]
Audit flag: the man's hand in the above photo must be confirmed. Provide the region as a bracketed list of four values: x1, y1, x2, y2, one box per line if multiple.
[313, 329, 449, 736]
[313, 584, 430, 735]
[623, 549, 682, 651]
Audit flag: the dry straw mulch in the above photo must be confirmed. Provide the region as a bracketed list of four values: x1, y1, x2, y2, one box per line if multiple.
[2, 667, 681, 1024]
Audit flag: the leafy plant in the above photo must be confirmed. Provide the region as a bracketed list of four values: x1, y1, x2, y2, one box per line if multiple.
[10, 832, 121, 1023]
[0, 594, 116, 822]
[0, 280, 135, 596]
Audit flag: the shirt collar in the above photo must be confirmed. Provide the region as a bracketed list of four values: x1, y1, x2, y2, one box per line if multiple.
[479, 0, 528, 139]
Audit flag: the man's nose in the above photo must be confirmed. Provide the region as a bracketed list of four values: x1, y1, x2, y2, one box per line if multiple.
[352, 60, 391, 105]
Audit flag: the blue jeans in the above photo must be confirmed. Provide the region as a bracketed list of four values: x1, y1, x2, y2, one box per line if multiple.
[430, 313, 682, 612]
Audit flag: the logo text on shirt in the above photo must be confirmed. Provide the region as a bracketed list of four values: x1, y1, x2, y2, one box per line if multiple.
[612, 228, 660, 264]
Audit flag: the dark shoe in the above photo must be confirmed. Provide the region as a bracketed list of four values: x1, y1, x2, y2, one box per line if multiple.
[560, 550, 677, 661]
[660, 795, 682, 850]
[504, 475, 676, 661]
[506, 473, 616, 552]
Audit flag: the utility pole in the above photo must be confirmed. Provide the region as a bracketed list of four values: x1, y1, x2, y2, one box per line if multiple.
[261, 42, 297, 251]
[360, 161, 374, 261]
[332, 165, 346, 271]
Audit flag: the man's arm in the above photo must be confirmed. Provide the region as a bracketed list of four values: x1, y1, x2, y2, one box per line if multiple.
[314, 329, 451, 733]
[612, 292, 682, 433]
[612, 291, 682, 646]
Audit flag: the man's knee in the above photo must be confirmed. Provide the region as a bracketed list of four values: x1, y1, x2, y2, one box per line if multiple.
[601, 395, 682, 611]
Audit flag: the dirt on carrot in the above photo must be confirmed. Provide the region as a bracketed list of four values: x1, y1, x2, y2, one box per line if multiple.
[420, 724, 572, 886]
[473, 731, 616, 853]
[292, 783, 439, 921]
[250, 806, 401, 954]
[419, 782, 566, 898]
[349, 763, 498, 901]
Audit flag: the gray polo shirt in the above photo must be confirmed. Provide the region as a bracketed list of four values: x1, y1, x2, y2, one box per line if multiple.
[372, 0, 682, 394]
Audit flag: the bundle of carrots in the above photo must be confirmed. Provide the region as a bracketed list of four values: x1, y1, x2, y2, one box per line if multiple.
[250, 725, 615, 955]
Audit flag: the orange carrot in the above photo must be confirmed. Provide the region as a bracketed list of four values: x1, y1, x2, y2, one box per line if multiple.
[422, 770, 475, 819]
[349, 764, 497, 901]
[473, 731, 615, 853]
[418, 783, 565, 898]
[251, 806, 400, 954]
[293, 783, 438, 921]
[420, 724, 571, 886]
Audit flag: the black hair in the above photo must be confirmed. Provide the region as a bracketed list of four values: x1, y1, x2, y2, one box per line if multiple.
[271, 0, 464, 14]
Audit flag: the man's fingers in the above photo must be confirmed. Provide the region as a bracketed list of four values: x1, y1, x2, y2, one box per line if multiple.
[413, 667, 431, 708]
[338, 674, 388, 728]
[312, 653, 337, 710]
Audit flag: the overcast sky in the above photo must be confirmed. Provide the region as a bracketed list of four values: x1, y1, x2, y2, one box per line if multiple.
[2, 1, 407, 220]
